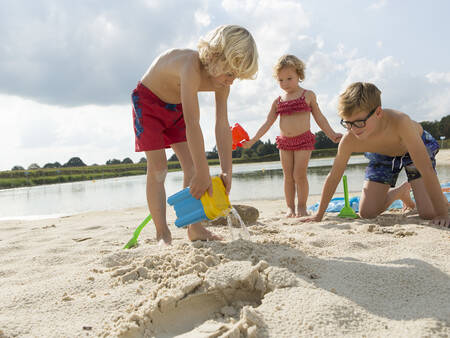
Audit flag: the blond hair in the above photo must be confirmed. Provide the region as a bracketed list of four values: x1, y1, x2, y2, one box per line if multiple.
[273, 54, 305, 81]
[198, 25, 258, 80]
[338, 82, 381, 118]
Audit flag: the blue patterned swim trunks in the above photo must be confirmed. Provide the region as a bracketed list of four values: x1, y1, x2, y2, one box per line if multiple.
[364, 130, 439, 187]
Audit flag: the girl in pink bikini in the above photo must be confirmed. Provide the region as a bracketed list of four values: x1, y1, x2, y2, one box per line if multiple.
[243, 54, 342, 217]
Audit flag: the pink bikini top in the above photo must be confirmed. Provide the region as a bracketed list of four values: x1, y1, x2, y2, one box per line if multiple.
[276, 90, 311, 115]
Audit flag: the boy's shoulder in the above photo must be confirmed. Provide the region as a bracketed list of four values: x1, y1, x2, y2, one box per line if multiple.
[383, 109, 415, 131]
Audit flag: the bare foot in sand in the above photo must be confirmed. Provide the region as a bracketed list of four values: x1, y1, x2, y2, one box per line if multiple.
[286, 208, 296, 218]
[296, 206, 309, 217]
[398, 182, 416, 211]
[156, 227, 172, 245]
[187, 223, 223, 241]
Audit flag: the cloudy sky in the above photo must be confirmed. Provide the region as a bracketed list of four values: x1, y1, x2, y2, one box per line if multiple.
[1, 0, 449, 171]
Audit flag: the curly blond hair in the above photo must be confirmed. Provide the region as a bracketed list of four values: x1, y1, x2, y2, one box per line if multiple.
[338, 82, 381, 118]
[198, 25, 258, 80]
[273, 54, 305, 81]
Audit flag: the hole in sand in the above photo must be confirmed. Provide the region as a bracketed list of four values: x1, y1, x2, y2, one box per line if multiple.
[148, 289, 262, 337]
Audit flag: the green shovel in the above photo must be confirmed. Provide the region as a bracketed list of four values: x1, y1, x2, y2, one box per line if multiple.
[338, 175, 358, 219]
[123, 214, 152, 249]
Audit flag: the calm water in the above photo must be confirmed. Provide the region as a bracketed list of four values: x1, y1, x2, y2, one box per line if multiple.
[1, 156, 449, 220]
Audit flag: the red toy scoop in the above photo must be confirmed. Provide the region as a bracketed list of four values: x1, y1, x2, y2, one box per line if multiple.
[230, 123, 249, 150]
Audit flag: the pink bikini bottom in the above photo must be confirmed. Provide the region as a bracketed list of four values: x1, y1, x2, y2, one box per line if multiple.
[275, 130, 315, 151]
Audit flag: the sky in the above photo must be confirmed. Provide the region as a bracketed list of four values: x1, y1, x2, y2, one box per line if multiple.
[1, 0, 450, 171]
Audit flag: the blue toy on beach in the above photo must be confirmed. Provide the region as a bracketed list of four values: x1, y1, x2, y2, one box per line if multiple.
[167, 177, 231, 228]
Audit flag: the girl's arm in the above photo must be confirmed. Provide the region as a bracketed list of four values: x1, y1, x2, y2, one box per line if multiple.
[243, 99, 278, 149]
[214, 86, 233, 194]
[309, 91, 342, 143]
[399, 116, 449, 226]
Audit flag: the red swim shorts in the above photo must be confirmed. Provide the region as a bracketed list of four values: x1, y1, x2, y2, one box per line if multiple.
[275, 130, 315, 151]
[132, 82, 186, 152]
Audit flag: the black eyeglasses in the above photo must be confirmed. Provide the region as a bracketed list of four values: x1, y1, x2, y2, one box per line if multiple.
[340, 107, 377, 129]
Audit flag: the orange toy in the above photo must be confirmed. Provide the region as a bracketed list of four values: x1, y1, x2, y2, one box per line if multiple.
[230, 123, 249, 150]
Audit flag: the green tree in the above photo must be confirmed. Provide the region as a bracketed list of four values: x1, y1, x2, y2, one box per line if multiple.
[28, 163, 41, 170]
[168, 154, 178, 161]
[11, 165, 24, 171]
[420, 121, 440, 139]
[122, 157, 133, 164]
[64, 157, 86, 167]
[139, 157, 147, 163]
[314, 131, 338, 149]
[439, 114, 450, 138]
[106, 159, 121, 165]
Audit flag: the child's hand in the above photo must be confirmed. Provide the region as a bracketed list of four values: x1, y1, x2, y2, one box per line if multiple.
[331, 132, 343, 143]
[242, 139, 255, 149]
[189, 173, 212, 199]
[298, 213, 323, 223]
[431, 215, 450, 228]
[220, 172, 232, 195]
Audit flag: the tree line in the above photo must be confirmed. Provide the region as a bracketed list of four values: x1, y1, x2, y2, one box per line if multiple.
[9, 114, 450, 171]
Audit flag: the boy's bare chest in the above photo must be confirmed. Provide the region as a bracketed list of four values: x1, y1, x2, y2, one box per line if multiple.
[357, 132, 408, 156]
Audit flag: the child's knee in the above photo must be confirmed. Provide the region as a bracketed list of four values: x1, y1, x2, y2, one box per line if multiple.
[293, 172, 307, 184]
[358, 206, 380, 219]
[147, 168, 168, 183]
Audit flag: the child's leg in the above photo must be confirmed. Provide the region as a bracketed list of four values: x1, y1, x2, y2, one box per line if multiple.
[410, 178, 437, 220]
[293, 150, 312, 216]
[280, 149, 296, 217]
[359, 180, 413, 218]
[145, 149, 172, 244]
[171, 142, 222, 241]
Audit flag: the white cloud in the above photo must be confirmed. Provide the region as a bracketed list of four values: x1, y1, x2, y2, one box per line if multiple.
[195, 9, 211, 27]
[368, 0, 388, 10]
[426, 72, 450, 84]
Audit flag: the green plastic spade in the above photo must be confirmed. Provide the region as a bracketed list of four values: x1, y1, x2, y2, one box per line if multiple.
[338, 175, 358, 219]
[123, 214, 152, 249]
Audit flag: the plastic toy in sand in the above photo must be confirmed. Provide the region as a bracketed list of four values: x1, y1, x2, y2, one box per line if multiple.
[230, 123, 249, 150]
[338, 175, 358, 219]
[167, 176, 232, 228]
[123, 214, 152, 249]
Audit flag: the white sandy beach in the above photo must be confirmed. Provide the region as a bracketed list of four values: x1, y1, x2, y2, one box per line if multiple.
[0, 151, 449, 337]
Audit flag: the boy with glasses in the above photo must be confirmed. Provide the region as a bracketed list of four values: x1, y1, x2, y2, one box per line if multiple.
[300, 82, 449, 227]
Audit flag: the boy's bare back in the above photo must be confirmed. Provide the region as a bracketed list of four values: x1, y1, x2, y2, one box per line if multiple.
[140, 49, 224, 104]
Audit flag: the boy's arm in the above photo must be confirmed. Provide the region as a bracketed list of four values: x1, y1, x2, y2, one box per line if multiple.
[242, 100, 278, 149]
[214, 86, 233, 194]
[179, 60, 212, 199]
[400, 117, 449, 226]
[300, 134, 353, 222]
[309, 92, 342, 143]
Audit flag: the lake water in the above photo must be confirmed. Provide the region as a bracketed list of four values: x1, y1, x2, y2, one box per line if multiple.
[1, 156, 449, 220]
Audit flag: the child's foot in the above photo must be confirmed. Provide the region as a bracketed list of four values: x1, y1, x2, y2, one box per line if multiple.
[398, 182, 415, 211]
[286, 208, 296, 218]
[296, 206, 309, 217]
[156, 228, 172, 245]
[187, 224, 223, 241]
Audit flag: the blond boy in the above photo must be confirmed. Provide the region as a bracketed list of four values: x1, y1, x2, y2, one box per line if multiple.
[132, 25, 258, 244]
[301, 82, 449, 227]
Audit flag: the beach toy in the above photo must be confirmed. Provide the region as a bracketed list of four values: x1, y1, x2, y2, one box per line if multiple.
[123, 214, 152, 249]
[230, 123, 249, 150]
[338, 175, 358, 219]
[167, 176, 232, 228]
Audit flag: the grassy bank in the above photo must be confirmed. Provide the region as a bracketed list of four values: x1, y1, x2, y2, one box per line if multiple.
[0, 148, 352, 189]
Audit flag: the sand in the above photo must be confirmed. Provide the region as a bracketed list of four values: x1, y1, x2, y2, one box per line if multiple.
[0, 151, 449, 337]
